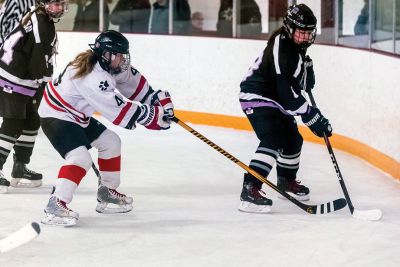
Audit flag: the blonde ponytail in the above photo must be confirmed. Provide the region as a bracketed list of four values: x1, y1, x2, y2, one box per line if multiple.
[70, 50, 98, 79]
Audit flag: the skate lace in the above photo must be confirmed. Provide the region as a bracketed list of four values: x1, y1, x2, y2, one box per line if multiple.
[289, 180, 303, 191]
[0, 170, 4, 179]
[25, 166, 38, 175]
[57, 199, 72, 211]
[251, 187, 267, 200]
[110, 189, 126, 199]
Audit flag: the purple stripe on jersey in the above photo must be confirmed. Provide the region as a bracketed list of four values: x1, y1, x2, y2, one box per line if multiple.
[240, 101, 279, 110]
[0, 78, 36, 97]
[240, 101, 291, 115]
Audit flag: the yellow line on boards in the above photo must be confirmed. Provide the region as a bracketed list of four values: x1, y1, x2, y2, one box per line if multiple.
[174, 110, 400, 180]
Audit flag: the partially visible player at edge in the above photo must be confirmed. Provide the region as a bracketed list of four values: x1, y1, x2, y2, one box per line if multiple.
[39, 30, 175, 226]
[238, 4, 333, 213]
[0, 0, 69, 193]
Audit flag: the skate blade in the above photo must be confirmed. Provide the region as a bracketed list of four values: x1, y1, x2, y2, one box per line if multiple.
[0, 185, 8, 194]
[10, 178, 42, 188]
[41, 214, 77, 227]
[95, 202, 133, 214]
[278, 192, 310, 202]
[238, 201, 271, 214]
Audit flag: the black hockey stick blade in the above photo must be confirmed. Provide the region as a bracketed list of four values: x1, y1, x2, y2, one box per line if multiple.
[173, 117, 347, 215]
[0, 222, 41, 253]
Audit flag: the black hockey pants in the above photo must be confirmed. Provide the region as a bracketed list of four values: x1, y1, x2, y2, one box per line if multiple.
[0, 86, 43, 168]
[243, 107, 303, 189]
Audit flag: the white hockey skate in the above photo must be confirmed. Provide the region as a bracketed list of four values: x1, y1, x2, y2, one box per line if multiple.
[96, 184, 133, 214]
[0, 170, 10, 194]
[41, 195, 79, 227]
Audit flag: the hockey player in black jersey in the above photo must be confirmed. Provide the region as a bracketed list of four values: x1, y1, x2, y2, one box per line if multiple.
[238, 4, 332, 213]
[0, 0, 68, 193]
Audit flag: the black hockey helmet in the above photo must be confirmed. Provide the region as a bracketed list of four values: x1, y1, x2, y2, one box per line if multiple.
[89, 30, 131, 74]
[37, 0, 69, 20]
[283, 4, 317, 49]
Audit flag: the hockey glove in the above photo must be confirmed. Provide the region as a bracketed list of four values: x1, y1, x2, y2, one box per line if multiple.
[301, 106, 332, 137]
[152, 90, 174, 121]
[137, 104, 171, 130]
[304, 56, 315, 93]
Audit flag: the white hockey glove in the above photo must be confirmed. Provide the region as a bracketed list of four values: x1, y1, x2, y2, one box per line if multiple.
[137, 104, 171, 130]
[152, 90, 174, 121]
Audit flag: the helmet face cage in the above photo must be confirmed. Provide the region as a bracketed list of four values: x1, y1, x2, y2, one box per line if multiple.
[108, 53, 131, 75]
[38, 0, 69, 19]
[90, 30, 131, 75]
[283, 4, 317, 49]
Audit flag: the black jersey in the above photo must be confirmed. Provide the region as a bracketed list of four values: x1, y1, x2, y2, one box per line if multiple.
[240, 27, 309, 116]
[0, 9, 56, 98]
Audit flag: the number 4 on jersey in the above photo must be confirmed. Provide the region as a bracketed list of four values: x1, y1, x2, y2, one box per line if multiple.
[115, 95, 124, 106]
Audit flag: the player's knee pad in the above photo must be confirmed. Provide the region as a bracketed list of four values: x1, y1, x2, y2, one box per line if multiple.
[0, 118, 25, 138]
[64, 146, 93, 171]
[291, 131, 304, 150]
[24, 111, 40, 131]
[91, 129, 121, 158]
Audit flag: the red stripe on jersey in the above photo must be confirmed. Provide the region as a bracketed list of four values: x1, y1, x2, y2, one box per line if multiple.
[112, 102, 132, 125]
[58, 165, 87, 185]
[129, 75, 146, 100]
[48, 81, 87, 119]
[159, 98, 171, 107]
[43, 88, 65, 112]
[98, 156, 121, 172]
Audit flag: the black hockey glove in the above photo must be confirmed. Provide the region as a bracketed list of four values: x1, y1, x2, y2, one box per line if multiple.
[301, 106, 332, 137]
[304, 56, 315, 93]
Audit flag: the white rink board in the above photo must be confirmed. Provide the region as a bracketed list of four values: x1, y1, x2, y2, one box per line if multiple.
[55, 32, 400, 162]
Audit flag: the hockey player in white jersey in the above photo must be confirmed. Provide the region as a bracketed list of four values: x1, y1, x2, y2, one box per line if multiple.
[39, 30, 174, 226]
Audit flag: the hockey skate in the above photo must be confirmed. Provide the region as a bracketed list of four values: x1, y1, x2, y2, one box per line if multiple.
[0, 170, 10, 194]
[96, 184, 133, 214]
[10, 161, 43, 188]
[41, 195, 79, 227]
[277, 176, 310, 201]
[238, 183, 273, 214]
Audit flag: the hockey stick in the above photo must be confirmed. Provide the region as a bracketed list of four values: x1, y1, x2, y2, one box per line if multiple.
[0, 222, 40, 253]
[307, 92, 382, 221]
[172, 117, 347, 215]
[92, 162, 102, 186]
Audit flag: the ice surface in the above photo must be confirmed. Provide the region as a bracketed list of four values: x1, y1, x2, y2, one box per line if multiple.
[0, 117, 399, 267]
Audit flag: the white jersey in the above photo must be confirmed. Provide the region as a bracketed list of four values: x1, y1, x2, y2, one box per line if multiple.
[38, 63, 157, 129]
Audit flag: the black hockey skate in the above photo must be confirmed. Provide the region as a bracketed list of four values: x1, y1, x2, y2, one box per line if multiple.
[277, 176, 310, 201]
[0, 170, 10, 194]
[238, 183, 273, 213]
[11, 161, 43, 188]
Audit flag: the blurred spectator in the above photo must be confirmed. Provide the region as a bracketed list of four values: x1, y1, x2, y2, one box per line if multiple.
[189, 11, 204, 36]
[0, 0, 35, 45]
[354, 0, 369, 35]
[73, 0, 111, 32]
[110, 0, 151, 33]
[149, 0, 191, 35]
[217, 0, 262, 38]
